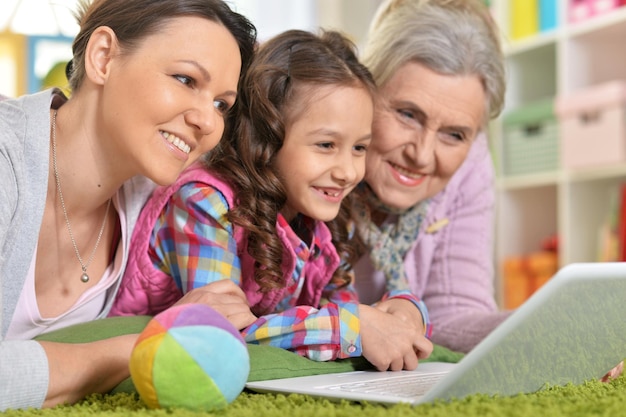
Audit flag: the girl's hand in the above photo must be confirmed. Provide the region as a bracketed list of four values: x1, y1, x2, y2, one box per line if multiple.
[358, 304, 433, 371]
[374, 298, 426, 328]
[173, 280, 257, 330]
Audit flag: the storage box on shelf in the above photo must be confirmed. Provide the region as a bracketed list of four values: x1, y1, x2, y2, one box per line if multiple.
[591, 0, 626, 16]
[540, 0, 559, 31]
[502, 98, 558, 177]
[568, 0, 626, 23]
[556, 80, 626, 169]
[569, 0, 594, 22]
[503, 251, 558, 309]
[510, 0, 539, 39]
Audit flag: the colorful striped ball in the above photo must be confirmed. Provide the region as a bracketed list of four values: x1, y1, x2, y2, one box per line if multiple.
[129, 303, 249, 411]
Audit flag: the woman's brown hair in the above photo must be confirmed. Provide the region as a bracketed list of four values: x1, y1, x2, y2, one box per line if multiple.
[67, 0, 256, 93]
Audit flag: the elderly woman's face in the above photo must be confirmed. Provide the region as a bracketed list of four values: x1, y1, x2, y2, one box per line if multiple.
[365, 62, 486, 210]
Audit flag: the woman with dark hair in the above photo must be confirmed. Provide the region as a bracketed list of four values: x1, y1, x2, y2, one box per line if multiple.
[0, 0, 256, 410]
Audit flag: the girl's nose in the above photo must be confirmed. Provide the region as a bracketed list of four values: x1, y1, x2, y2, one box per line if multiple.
[332, 153, 361, 185]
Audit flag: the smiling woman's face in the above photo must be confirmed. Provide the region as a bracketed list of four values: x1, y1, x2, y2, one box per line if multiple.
[365, 61, 486, 210]
[100, 16, 241, 186]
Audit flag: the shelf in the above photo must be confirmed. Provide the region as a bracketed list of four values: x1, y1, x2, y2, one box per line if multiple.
[497, 171, 560, 190]
[565, 164, 626, 182]
[566, 6, 626, 39]
[497, 164, 626, 189]
[503, 31, 559, 56]
[491, 1, 626, 306]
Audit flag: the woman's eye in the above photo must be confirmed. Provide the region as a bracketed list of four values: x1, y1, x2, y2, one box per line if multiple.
[397, 109, 415, 120]
[445, 131, 465, 142]
[174, 74, 194, 86]
[213, 100, 231, 114]
[353, 144, 368, 153]
[438, 131, 465, 143]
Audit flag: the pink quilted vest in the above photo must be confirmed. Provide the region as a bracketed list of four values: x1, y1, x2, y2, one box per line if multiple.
[111, 162, 341, 317]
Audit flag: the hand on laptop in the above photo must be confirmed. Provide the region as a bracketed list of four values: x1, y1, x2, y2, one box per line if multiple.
[374, 297, 427, 331]
[173, 280, 257, 330]
[359, 304, 433, 372]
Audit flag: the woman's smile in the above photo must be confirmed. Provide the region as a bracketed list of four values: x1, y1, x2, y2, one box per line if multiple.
[388, 161, 426, 187]
[161, 130, 191, 155]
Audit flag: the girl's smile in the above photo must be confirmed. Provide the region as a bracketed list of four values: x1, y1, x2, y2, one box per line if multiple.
[275, 85, 373, 222]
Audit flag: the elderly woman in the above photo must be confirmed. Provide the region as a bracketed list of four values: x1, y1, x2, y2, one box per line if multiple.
[352, 0, 511, 354]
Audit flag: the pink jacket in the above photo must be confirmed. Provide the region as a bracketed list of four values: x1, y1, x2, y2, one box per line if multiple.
[354, 135, 511, 353]
[111, 163, 340, 317]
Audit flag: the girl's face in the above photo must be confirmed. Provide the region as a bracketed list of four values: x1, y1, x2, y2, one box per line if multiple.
[275, 85, 373, 222]
[99, 16, 241, 185]
[365, 62, 486, 210]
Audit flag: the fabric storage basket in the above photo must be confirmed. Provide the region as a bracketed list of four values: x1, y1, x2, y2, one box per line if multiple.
[555, 81, 626, 170]
[591, 0, 626, 15]
[569, 0, 594, 22]
[502, 98, 558, 177]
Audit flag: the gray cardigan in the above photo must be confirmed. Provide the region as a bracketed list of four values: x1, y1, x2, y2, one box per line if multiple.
[0, 89, 155, 410]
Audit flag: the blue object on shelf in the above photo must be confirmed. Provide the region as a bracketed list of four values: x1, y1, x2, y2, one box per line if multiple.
[539, 0, 558, 31]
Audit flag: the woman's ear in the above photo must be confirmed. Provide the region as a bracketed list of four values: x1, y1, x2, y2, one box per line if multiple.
[84, 26, 119, 85]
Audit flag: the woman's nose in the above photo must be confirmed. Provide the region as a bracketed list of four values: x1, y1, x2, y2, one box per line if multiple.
[407, 130, 436, 167]
[185, 99, 217, 136]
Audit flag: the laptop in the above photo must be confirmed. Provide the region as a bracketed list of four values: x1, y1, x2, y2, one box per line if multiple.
[246, 262, 626, 405]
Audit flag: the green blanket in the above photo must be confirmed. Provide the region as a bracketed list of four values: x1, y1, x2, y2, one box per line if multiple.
[17, 316, 623, 417]
[34, 315, 464, 392]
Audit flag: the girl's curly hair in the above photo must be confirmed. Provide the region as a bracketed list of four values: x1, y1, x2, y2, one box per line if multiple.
[204, 29, 376, 292]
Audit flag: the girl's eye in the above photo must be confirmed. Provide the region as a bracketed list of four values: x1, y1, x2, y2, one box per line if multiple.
[213, 100, 231, 115]
[174, 74, 194, 86]
[316, 142, 334, 150]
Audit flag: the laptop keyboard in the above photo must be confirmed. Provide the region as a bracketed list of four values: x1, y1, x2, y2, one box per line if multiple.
[321, 372, 447, 398]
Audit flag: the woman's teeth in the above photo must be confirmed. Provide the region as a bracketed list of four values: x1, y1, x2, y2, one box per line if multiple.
[391, 162, 421, 179]
[162, 131, 190, 154]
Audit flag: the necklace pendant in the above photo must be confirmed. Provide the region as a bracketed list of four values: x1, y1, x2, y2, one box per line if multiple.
[81, 272, 90, 283]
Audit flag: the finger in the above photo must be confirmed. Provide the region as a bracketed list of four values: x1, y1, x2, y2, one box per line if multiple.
[206, 301, 253, 317]
[215, 308, 254, 330]
[201, 280, 249, 299]
[413, 337, 434, 359]
[181, 290, 247, 307]
[403, 351, 418, 371]
[389, 356, 404, 372]
[370, 357, 391, 372]
[228, 312, 258, 330]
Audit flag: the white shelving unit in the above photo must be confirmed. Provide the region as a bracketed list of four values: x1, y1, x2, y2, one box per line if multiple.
[489, 1, 626, 305]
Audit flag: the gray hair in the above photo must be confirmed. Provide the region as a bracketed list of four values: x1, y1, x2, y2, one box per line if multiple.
[362, 0, 505, 121]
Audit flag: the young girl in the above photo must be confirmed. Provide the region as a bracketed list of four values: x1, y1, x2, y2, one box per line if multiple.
[112, 29, 433, 371]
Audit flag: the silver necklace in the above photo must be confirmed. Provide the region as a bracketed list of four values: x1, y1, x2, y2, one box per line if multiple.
[51, 110, 111, 283]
